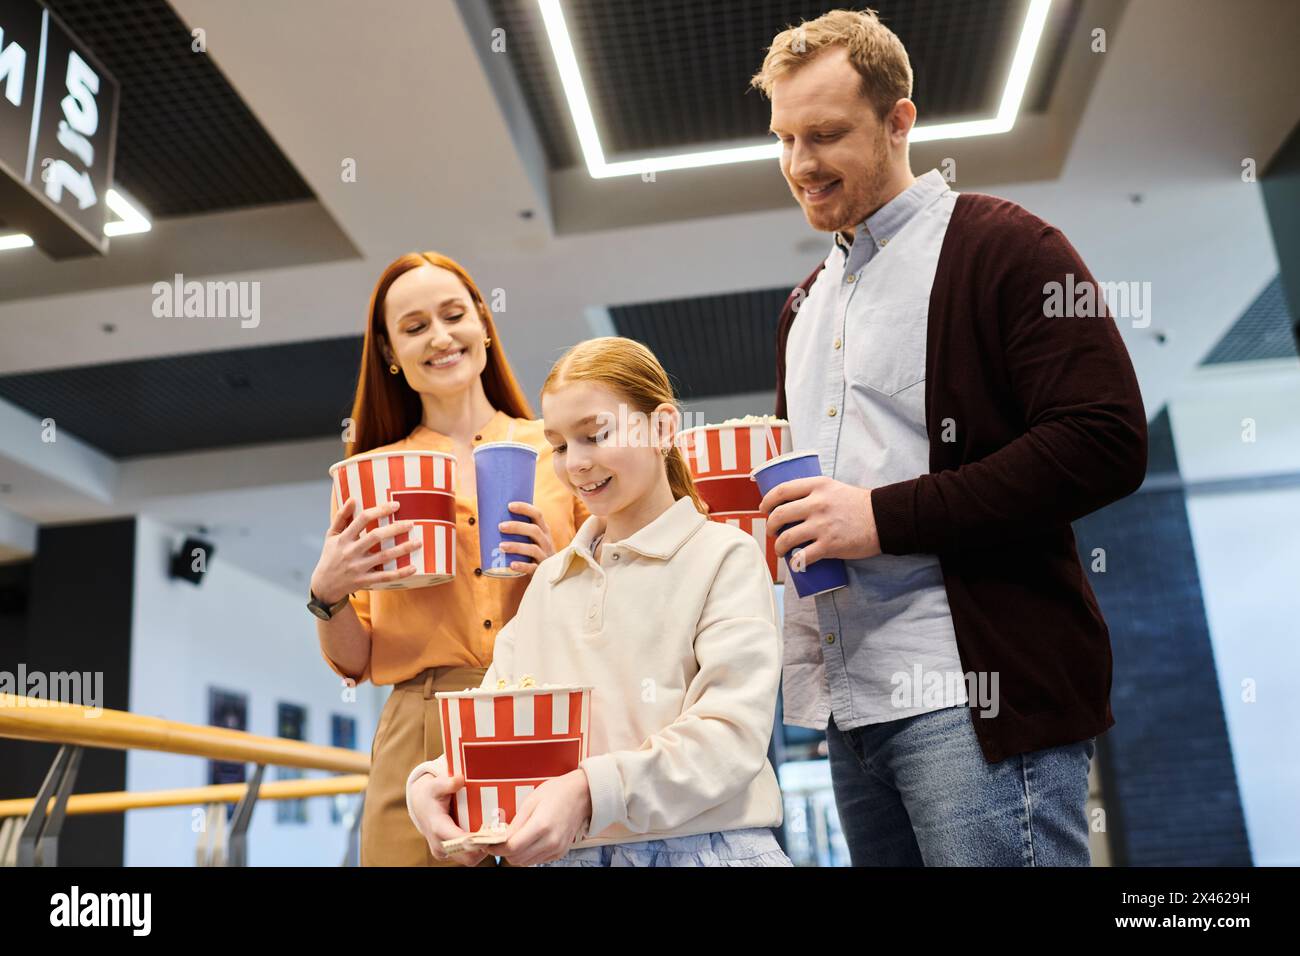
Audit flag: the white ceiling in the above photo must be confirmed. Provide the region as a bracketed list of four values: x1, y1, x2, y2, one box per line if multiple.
[0, 0, 1297, 593]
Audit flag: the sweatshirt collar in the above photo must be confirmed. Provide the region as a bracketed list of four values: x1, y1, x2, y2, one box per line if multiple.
[548, 496, 706, 584]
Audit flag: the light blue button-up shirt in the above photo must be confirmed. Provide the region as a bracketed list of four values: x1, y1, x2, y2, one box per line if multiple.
[781, 168, 969, 732]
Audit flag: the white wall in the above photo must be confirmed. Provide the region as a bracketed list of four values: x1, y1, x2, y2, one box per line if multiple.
[1169, 358, 1300, 866]
[125, 514, 386, 866]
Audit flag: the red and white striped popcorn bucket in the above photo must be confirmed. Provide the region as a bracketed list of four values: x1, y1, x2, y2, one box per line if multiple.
[680, 420, 792, 584]
[435, 685, 593, 832]
[328, 450, 457, 589]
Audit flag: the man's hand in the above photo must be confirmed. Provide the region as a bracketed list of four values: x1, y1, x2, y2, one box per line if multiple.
[498, 769, 592, 867]
[758, 476, 881, 566]
[407, 772, 490, 866]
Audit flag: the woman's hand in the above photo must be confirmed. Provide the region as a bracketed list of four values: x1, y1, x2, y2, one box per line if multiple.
[407, 771, 491, 867]
[498, 769, 592, 867]
[496, 501, 557, 576]
[310, 497, 423, 604]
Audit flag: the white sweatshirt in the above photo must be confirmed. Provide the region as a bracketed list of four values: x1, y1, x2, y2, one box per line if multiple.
[406, 494, 784, 847]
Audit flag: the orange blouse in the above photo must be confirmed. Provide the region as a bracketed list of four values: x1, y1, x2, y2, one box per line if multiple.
[322, 410, 588, 686]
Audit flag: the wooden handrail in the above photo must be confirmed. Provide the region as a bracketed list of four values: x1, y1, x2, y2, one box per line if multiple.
[0, 775, 368, 818]
[0, 693, 369, 774]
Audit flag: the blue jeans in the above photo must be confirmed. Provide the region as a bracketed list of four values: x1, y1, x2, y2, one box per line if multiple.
[827, 705, 1095, 866]
[533, 828, 792, 867]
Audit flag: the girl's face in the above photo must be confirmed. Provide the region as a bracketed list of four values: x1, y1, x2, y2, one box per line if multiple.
[542, 381, 676, 519]
[381, 265, 489, 398]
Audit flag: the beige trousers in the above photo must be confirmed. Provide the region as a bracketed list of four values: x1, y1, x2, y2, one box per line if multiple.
[360, 665, 502, 867]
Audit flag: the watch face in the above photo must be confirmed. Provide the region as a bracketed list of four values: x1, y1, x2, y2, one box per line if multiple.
[307, 601, 331, 621]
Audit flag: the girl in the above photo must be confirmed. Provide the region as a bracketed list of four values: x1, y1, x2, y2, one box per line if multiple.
[406, 337, 790, 866]
[311, 252, 588, 866]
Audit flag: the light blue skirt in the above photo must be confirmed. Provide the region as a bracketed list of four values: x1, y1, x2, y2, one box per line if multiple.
[532, 827, 792, 867]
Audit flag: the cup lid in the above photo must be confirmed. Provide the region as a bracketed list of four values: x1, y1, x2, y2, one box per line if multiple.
[329, 448, 456, 476]
[434, 683, 593, 700]
[472, 441, 538, 456]
[749, 449, 820, 480]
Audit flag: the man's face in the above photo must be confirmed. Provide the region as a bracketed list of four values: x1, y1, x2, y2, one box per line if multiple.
[769, 46, 896, 235]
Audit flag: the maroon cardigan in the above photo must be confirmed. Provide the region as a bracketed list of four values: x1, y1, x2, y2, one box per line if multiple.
[775, 192, 1148, 763]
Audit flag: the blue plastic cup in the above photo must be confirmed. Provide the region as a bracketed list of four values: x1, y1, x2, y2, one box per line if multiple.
[751, 451, 849, 599]
[474, 441, 539, 577]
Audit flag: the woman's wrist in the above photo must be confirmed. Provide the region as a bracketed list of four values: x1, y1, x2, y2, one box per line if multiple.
[310, 576, 345, 607]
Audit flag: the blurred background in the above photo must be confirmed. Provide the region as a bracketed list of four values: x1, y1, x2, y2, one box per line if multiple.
[0, 0, 1297, 866]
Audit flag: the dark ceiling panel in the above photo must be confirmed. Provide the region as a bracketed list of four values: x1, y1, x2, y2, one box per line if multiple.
[485, 0, 1073, 170]
[41, 0, 314, 217]
[609, 285, 790, 400]
[1145, 406, 1179, 476]
[0, 337, 363, 459]
[1201, 275, 1298, 365]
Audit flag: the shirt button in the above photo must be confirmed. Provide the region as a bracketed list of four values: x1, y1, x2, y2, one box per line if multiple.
[825, 633, 836, 645]
[468, 516, 476, 525]
[474, 434, 482, 441]
[474, 567, 483, 577]
[483, 619, 492, 629]
[612, 553, 620, 560]
[845, 273, 857, 283]
[833, 337, 842, 350]
[587, 607, 596, 618]
[828, 406, 837, 417]
[595, 579, 603, 588]
[879, 238, 889, 248]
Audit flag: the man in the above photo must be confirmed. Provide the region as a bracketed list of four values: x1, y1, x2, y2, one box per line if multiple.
[750, 9, 1147, 865]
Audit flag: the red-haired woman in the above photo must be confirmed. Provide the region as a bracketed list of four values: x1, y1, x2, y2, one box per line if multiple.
[310, 252, 587, 866]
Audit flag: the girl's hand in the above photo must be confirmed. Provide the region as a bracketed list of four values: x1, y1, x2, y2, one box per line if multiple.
[496, 501, 556, 577]
[498, 769, 592, 867]
[407, 771, 490, 867]
[310, 497, 423, 604]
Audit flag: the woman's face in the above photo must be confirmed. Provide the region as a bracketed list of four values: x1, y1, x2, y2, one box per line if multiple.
[382, 265, 489, 398]
[542, 380, 676, 519]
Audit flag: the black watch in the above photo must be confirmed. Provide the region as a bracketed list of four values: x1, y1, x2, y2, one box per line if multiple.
[307, 589, 352, 621]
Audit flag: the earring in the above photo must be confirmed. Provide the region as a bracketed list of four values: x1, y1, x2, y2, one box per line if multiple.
[484, 337, 492, 349]
[661, 445, 671, 457]
[389, 363, 400, 375]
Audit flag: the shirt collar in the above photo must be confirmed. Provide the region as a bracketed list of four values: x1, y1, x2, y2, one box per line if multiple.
[547, 495, 706, 584]
[833, 167, 949, 257]
[408, 408, 513, 445]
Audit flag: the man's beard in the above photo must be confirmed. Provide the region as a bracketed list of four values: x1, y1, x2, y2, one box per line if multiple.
[801, 129, 894, 235]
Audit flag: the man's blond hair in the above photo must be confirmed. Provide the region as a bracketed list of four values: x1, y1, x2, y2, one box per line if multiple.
[750, 8, 913, 120]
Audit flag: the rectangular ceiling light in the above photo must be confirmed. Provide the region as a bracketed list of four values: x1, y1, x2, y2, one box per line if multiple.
[539, 0, 1053, 179]
[0, 187, 152, 251]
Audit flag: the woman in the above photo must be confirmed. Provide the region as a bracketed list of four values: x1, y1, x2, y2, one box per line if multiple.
[309, 252, 587, 866]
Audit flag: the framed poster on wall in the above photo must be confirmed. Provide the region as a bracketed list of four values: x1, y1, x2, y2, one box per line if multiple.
[208, 687, 247, 820]
[330, 713, 357, 824]
[275, 702, 307, 824]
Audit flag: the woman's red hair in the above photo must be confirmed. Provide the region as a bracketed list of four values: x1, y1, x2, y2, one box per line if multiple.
[345, 252, 534, 457]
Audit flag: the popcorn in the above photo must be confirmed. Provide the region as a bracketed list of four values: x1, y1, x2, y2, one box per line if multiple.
[496, 674, 540, 691]
[681, 417, 793, 585]
[715, 415, 788, 427]
[434, 683, 594, 833]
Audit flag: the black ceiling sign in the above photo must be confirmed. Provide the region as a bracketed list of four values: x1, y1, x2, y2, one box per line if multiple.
[0, 0, 118, 258]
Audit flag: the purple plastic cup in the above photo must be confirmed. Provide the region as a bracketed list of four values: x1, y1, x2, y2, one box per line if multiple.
[474, 441, 539, 578]
[751, 450, 849, 599]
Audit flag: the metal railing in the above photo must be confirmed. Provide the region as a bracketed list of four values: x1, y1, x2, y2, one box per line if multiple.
[0, 693, 370, 866]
